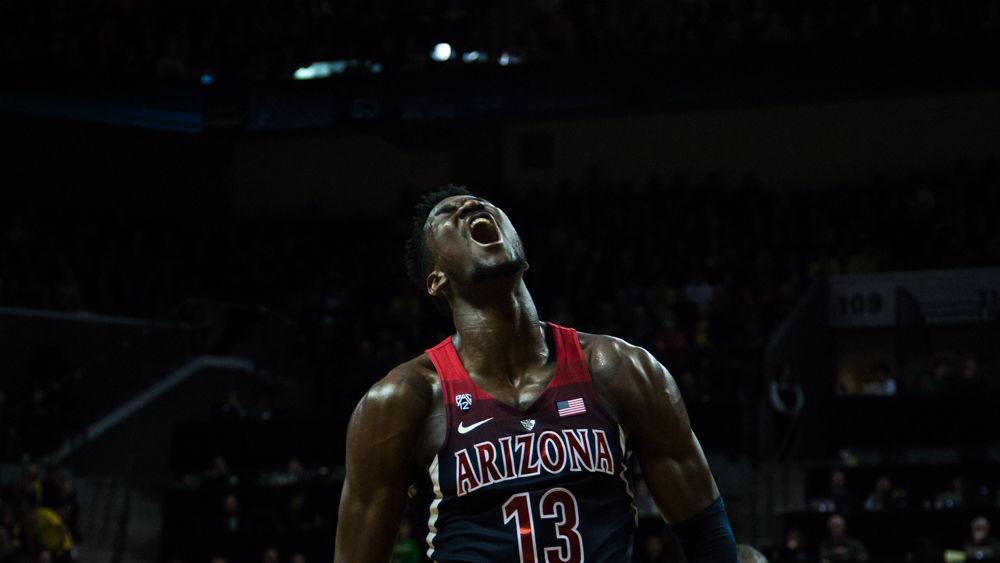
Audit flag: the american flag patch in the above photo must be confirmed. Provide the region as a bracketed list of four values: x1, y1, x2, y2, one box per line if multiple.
[556, 398, 586, 417]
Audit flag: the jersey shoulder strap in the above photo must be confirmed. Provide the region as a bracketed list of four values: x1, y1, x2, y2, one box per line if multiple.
[546, 321, 592, 385]
[425, 337, 485, 411]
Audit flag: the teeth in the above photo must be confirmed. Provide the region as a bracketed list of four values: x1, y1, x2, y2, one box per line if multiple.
[471, 217, 492, 228]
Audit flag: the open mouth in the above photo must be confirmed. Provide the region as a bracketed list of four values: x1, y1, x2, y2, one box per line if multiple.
[469, 214, 502, 245]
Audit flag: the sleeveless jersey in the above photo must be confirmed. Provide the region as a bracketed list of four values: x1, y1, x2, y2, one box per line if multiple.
[424, 322, 637, 562]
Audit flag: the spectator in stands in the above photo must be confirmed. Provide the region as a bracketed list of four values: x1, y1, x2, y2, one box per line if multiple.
[280, 491, 316, 533]
[267, 458, 306, 487]
[0, 389, 14, 460]
[391, 520, 421, 563]
[220, 494, 241, 533]
[633, 533, 669, 563]
[286, 458, 304, 484]
[29, 504, 75, 562]
[965, 517, 1000, 560]
[684, 272, 714, 313]
[860, 363, 896, 396]
[41, 470, 78, 545]
[956, 356, 985, 392]
[203, 456, 236, 490]
[0, 508, 18, 556]
[835, 369, 860, 396]
[0, 525, 17, 563]
[771, 529, 809, 563]
[864, 476, 903, 511]
[677, 371, 707, 405]
[217, 391, 246, 419]
[807, 252, 843, 280]
[248, 392, 275, 421]
[819, 515, 869, 562]
[769, 365, 804, 459]
[261, 548, 279, 563]
[4, 464, 41, 519]
[935, 477, 966, 510]
[828, 470, 858, 513]
[969, 480, 994, 509]
[655, 313, 689, 370]
[844, 248, 878, 275]
[917, 358, 953, 394]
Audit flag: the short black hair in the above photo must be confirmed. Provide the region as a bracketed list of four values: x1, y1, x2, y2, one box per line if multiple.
[404, 184, 472, 292]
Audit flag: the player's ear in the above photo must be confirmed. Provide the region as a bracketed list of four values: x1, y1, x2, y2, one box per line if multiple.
[426, 270, 448, 297]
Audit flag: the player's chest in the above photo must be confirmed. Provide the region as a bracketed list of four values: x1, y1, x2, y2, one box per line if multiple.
[416, 379, 611, 470]
[464, 362, 559, 411]
[439, 392, 622, 499]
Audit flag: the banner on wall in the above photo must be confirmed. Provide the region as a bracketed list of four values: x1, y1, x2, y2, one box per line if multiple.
[829, 269, 1000, 328]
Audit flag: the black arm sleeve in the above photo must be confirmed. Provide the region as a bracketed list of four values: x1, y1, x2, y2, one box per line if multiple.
[668, 497, 738, 562]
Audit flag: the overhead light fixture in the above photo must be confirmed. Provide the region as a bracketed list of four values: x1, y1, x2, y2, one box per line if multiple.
[293, 61, 348, 80]
[498, 52, 522, 66]
[430, 43, 454, 62]
[462, 51, 487, 63]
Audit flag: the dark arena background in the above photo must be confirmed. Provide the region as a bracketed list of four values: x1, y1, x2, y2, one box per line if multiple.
[1, 2, 1000, 562]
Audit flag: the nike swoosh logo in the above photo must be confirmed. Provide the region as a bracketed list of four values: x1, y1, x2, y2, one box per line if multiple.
[457, 417, 494, 434]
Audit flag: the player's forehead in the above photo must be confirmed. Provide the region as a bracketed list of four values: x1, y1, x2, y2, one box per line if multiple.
[433, 194, 485, 209]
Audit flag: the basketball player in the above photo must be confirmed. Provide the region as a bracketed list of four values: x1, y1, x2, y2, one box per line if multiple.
[334, 186, 737, 562]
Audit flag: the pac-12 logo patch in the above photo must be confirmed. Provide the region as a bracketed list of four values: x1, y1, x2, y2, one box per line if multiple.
[455, 393, 473, 411]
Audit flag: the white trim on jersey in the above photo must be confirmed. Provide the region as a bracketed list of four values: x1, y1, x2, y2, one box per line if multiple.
[617, 425, 639, 526]
[426, 454, 444, 559]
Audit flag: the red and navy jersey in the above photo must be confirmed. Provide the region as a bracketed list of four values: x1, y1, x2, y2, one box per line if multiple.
[424, 322, 637, 562]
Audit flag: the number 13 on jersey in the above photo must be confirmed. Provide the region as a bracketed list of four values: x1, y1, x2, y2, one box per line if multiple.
[502, 488, 584, 563]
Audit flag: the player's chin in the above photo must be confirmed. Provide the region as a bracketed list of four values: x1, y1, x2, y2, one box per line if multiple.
[469, 255, 527, 284]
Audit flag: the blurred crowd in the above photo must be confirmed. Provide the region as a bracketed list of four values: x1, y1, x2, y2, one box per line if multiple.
[770, 513, 1000, 563]
[1, 160, 999, 560]
[169, 454, 738, 563]
[0, 216, 318, 317]
[768, 468, 1000, 561]
[2, 160, 999, 426]
[0, 464, 80, 563]
[811, 469, 1000, 514]
[165, 456, 336, 563]
[1, 0, 1000, 82]
[836, 355, 995, 397]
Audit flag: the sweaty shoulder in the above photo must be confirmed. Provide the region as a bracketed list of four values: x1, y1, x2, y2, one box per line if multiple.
[347, 353, 442, 468]
[357, 353, 438, 422]
[576, 332, 684, 434]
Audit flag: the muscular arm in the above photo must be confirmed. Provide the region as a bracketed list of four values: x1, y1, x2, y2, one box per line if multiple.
[334, 369, 433, 563]
[588, 335, 736, 561]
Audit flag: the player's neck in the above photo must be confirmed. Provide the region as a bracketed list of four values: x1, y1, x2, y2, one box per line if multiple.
[450, 279, 548, 383]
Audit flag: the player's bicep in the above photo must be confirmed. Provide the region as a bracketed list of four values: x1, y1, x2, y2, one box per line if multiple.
[617, 347, 719, 523]
[334, 382, 423, 562]
[335, 476, 405, 562]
